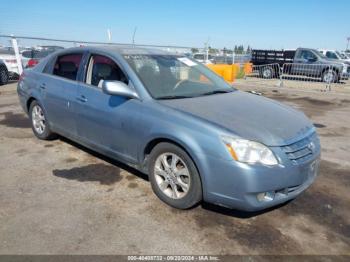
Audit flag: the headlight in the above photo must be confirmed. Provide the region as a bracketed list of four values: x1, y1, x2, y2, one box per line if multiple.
[222, 136, 278, 166]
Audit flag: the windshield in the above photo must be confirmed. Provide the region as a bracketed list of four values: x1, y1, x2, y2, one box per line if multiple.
[316, 50, 327, 59]
[124, 54, 235, 99]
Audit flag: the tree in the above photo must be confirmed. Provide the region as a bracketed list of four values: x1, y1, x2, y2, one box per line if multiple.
[246, 45, 252, 53]
[191, 48, 199, 54]
[209, 47, 219, 54]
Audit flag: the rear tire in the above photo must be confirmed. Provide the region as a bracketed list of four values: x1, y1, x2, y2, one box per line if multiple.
[259, 67, 274, 79]
[29, 101, 57, 140]
[148, 142, 202, 209]
[0, 66, 9, 85]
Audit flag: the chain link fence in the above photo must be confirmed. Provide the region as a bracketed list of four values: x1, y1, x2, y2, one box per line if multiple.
[245, 62, 350, 90]
[0, 34, 200, 79]
[1, 34, 349, 91]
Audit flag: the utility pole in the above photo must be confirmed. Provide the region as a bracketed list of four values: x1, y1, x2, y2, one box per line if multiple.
[132, 27, 137, 46]
[107, 29, 112, 43]
[205, 37, 210, 63]
[232, 46, 235, 65]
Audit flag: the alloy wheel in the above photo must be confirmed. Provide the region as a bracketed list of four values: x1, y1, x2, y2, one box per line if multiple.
[154, 153, 191, 199]
[323, 71, 335, 83]
[31, 105, 46, 134]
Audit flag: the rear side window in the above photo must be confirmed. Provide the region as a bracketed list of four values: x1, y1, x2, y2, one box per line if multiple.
[326, 51, 338, 59]
[22, 50, 34, 58]
[53, 53, 83, 81]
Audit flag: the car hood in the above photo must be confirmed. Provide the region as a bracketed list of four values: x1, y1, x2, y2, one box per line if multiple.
[158, 91, 315, 146]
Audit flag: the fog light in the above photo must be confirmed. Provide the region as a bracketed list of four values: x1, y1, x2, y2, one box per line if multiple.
[257, 191, 275, 202]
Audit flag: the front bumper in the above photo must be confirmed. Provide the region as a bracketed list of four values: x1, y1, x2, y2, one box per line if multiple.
[201, 153, 320, 211]
[199, 133, 321, 211]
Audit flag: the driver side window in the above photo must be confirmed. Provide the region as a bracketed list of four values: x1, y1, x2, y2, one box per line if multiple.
[300, 50, 317, 61]
[86, 54, 128, 88]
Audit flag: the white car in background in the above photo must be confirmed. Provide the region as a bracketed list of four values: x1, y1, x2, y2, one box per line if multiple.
[0, 51, 20, 80]
[339, 51, 350, 60]
[318, 49, 350, 63]
[192, 53, 214, 64]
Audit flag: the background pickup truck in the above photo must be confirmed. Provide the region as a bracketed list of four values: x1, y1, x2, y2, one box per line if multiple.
[251, 48, 350, 82]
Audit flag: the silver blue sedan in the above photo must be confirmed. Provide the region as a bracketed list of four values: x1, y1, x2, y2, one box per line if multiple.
[17, 46, 321, 211]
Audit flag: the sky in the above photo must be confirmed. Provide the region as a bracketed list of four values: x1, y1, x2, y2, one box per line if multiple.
[1, 0, 349, 50]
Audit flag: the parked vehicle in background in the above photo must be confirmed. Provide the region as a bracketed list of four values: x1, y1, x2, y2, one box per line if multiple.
[251, 48, 349, 82]
[17, 46, 320, 211]
[318, 49, 350, 63]
[21, 49, 58, 68]
[213, 55, 233, 64]
[0, 59, 9, 85]
[339, 51, 350, 60]
[21, 49, 34, 68]
[0, 50, 20, 80]
[36, 45, 64, 52]
[192, 53, 214, 64]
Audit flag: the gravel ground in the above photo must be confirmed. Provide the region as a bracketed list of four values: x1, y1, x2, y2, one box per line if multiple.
[0, 81, 349, 255]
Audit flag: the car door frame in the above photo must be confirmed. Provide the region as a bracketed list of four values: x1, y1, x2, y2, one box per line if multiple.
[292, 49, 319, 77]
[75, 50, 142, 164]
[40, 50, 87, 139]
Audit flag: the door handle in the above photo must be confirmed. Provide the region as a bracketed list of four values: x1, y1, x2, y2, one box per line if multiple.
[39, 83, 46, 90]
[76, 95, 88, 103]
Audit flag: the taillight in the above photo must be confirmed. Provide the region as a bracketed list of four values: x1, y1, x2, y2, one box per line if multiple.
[27, 59, 39, 68]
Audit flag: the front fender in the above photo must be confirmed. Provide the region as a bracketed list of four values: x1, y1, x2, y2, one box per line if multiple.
[140, 128, 215, 199]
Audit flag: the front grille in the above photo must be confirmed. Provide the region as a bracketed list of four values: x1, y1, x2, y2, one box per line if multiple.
[281, 132, 320, 164]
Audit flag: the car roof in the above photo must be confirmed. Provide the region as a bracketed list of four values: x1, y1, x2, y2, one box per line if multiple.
[56, 45, 176, 56]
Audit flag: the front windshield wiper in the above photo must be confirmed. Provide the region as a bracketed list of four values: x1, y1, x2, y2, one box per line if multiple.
[157, 95, 194, 100]
[198, 89, 234, 97]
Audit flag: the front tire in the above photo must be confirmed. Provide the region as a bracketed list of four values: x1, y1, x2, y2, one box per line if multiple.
[322, 69, 338, 83]
[148, 142, 202, 209]
[29, 101, 57, 140]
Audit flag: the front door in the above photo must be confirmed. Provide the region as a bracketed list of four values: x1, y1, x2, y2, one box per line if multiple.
[292, 50, 319, 77]
[76, 53, 139, 163]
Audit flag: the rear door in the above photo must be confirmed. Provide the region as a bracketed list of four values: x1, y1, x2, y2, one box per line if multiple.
[42, 52, 84, 137]
[76, 52, 139, 163]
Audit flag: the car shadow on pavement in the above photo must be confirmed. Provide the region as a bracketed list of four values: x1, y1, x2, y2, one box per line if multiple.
[57, 135, 289, 218]
[200, 201, 291, 219]
[58, 136, 149, 182]
[52, 163, 123, 185]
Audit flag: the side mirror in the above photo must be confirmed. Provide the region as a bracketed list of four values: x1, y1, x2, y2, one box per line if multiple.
[101, 81, 139, 99]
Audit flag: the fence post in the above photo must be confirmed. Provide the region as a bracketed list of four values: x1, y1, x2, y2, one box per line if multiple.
[11, 37, 23, 75]
[279, 64, 284, 87]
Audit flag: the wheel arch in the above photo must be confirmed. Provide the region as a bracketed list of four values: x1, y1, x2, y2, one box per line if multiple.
[26, 97, 37, 112]
[142, 136, 205, 194]
[321, 66, 339, 75]
[321, 66, 340, 81]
